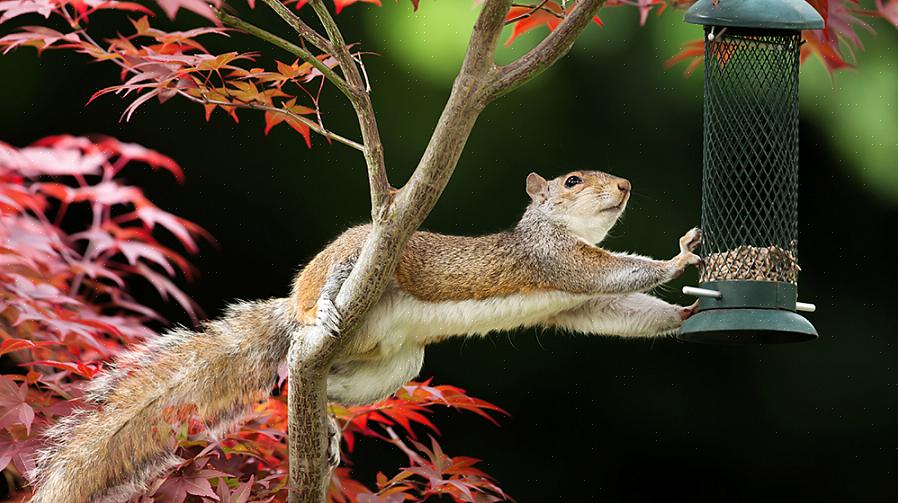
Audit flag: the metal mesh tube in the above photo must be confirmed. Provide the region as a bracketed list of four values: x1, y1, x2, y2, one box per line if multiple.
[699, 27, 802, 284]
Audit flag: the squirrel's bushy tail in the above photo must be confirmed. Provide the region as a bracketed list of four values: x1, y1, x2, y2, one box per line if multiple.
[30, 298, 296, 503]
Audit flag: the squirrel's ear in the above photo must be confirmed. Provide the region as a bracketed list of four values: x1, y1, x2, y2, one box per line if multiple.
[526, 172, 548, 201]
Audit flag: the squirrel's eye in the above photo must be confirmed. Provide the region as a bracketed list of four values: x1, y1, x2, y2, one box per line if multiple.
[564, 176, 582, 188]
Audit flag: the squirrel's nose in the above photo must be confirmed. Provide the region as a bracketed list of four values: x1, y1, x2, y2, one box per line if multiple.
[617, 179, 631, 193]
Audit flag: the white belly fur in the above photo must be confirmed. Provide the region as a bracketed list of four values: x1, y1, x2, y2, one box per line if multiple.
[326, 288, 591, 405]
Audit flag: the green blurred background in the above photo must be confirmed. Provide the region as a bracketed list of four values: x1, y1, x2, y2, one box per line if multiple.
[2, 1, 897, 501]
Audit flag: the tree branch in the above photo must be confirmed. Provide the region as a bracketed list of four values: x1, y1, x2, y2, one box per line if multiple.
[308, 0, 391, 216]
[331, 0, 512, 360]
[216, 9, 354, 100]
[285, 2, 512, 503]
[489, 0, 603, 98]
[456, 0, 511, 79]
[260, 0, 333, 54]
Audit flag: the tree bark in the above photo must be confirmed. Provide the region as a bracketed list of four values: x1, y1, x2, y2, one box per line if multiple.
[286, 330, 332, 502]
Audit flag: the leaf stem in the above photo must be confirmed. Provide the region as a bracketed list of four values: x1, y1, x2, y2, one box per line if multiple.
[179, 91, 365, 151]
[505, 0, 555, 24]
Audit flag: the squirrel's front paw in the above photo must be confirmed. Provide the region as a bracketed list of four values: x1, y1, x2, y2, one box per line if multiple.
[679, 227, 701, 254]
[673, 227, 702, 271]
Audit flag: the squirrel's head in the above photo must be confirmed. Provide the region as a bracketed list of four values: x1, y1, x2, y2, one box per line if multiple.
[525, 170, 631, 244]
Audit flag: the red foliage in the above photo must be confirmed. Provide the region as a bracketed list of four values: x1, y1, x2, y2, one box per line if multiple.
[0, 135, 203, 483]
[504, 1, 604, 46]
[0, 0, 890, 151]
[0, 136, 510, 501]
[330, 381, 509, 502]
[607, 0, 670, 26]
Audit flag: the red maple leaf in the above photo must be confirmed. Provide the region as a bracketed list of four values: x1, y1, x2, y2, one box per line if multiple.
[153, 469, 226, 503]
[264, 98, 316, 148]
[154, 0, 222, 22]
[664, 39, 705, 77]
[25, 360, 104, 379]
[0, 376, 35, 434]
[0, 338, 58, 356]
[504, 1, 604, 46]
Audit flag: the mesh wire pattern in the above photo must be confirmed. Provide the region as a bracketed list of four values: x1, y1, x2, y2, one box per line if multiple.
[699, 27, 802, 284]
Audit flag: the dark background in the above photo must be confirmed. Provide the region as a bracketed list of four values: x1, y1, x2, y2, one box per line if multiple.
[2, 2, 897, 501]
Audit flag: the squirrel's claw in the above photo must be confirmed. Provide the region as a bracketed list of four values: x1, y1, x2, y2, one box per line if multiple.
[316, 258, 355, 338]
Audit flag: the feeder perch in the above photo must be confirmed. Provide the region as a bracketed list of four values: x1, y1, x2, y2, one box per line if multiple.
[676, 0, 824, 344]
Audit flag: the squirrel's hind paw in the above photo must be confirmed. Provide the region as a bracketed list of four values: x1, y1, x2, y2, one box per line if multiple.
[679, 300, 700, 321]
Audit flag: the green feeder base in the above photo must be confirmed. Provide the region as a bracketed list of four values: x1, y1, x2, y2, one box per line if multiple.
[677, 308, 817, 344]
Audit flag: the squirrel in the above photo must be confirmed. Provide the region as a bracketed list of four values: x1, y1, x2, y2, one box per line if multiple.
[29, 170, 701, 503]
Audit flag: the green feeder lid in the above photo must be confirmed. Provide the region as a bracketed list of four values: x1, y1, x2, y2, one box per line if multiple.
[685, 0, 824, 30]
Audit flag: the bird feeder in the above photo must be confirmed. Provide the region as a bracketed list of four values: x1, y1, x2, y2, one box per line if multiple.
[677, 0, 824, 344]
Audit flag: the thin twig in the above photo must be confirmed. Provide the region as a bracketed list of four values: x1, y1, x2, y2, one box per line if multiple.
[505, 0, 558, 24]
[352, 52, 372, 93]
[60, 6, 130, 72]
[179, 91, 365, 151]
